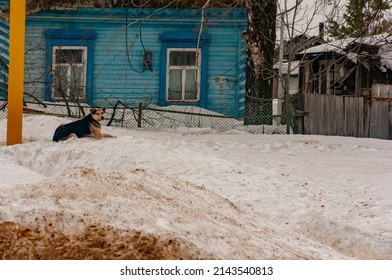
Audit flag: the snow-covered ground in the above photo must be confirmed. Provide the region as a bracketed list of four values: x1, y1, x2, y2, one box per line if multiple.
[0, 114, 391, 259]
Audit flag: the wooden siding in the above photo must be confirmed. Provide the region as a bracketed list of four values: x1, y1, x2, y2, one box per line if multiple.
[23, 8, 247, 116]
[0, 20, 8, 98]
[0, 0, 9, 98]
[0, 0, 8, 10]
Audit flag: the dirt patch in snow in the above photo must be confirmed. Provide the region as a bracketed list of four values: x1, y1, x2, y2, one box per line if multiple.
[0, 221, 212, 260]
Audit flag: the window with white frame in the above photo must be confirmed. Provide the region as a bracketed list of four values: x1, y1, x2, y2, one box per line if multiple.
[166, 48, 201, 102]
[51, 46, 87, 101]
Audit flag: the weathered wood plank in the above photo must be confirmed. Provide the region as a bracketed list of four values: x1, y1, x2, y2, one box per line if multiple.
[309, 93, 316, 134]
[326, 94, 332, 135]
[318, 94, 325, 135]
[389, 102, 392, 140]
[343, 96, 351, 136]
[304, 93, 313, 135]
[357, 96, 364, 138]
[352, 97, 359, 137]
[334, 95, 344, 136]
[379, 102, 390, 139]
[369, 102, 389, 139]
[304, 93, 309, 134]
[372, 84, 392, 98]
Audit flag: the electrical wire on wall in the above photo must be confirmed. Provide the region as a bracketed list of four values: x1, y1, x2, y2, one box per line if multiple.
[125, 7, 153, 73]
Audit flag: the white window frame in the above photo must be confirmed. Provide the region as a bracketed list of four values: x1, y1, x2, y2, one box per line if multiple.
[166, 48, 201, 102]
[51, 46, 88, 101]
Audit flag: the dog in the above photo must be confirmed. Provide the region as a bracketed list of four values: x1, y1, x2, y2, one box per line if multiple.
[53, 107, 113, 142]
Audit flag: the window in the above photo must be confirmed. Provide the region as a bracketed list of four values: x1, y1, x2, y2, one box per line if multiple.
[166, 48, 201, 102]
[44, 28, 96, 103]
[159, 31, 210, 107]
[52, 46, 87, 101]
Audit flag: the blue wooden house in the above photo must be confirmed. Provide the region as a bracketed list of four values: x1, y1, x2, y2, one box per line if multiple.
[0, 2, 247, 116]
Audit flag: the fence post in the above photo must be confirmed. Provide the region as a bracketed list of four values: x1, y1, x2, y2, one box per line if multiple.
[137, 102, 143, 128]
[107, 100, 119, 127]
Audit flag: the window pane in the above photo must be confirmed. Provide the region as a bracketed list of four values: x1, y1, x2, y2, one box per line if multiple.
[55, 49, 83, 64]
[70, 66, 85, 99]
[53, 65, 68, 98]
[169, 51, 197, 66]
[52, 47, 87, 101]
[168, 69, 182, 100]
[185, 69, 198, 100]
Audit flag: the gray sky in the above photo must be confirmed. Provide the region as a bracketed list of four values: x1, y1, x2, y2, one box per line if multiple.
[278, 0, 346, 37]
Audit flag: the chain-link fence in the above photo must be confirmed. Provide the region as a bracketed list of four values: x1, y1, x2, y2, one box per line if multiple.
[0, 98, 299, 134]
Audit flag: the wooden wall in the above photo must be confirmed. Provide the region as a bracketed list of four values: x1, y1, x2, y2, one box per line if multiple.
[23, 8, 247, 116]
[0, 0, 9, 99]
[304, 84, 392, 139]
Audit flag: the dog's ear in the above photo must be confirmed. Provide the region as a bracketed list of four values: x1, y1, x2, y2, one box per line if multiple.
[90, 108, 97, 114]
[101, 107, 106, 113]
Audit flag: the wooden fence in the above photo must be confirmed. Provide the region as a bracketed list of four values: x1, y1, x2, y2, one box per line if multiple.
[304, 84, 392, 140]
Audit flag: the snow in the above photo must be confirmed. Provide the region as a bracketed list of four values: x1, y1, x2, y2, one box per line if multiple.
[273, 60, 300, 75]
[302, 33, 391, 55]
[1, 114, 392, 260]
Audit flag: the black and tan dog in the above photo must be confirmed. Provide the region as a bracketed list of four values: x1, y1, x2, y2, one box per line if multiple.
[53, 107, 113, 142]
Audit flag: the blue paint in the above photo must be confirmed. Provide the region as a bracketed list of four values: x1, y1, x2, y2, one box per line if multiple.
[0, 0, 9, 9]
[22, 7, 247, 116]
[0, 15, 9, 99]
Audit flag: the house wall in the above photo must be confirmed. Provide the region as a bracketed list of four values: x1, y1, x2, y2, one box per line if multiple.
[0, 0, 9, 99]
[23, 8, 247, 116]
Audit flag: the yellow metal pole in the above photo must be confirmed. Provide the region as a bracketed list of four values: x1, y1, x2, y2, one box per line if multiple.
[6, 0, 26, 146]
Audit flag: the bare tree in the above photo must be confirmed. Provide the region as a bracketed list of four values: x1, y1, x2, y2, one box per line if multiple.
[276, 0, 331, 105]
[243, 0, 277, 125]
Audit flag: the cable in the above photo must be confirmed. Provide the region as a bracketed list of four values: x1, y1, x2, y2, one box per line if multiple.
[125, 7, 145, 73]
[138, 19, 153, 72]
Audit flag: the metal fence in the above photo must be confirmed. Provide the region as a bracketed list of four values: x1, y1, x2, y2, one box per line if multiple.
[0, 98, 297, 134]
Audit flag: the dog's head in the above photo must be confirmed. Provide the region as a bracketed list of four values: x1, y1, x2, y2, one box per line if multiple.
[90, 107, 106, 121]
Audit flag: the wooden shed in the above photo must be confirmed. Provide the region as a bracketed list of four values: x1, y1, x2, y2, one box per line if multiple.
[295, 34, 392, 139]
[0, 2, 247, 116]
[297, 34, 392, 97]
